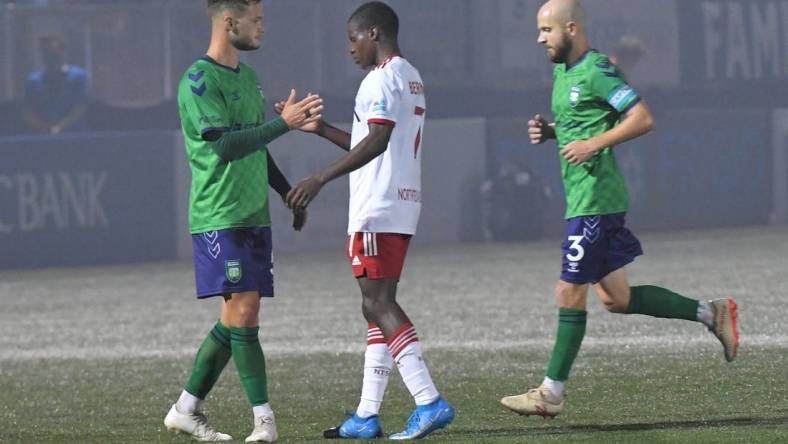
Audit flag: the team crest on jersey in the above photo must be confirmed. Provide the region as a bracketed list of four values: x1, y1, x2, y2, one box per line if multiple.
[569, 86, 581, 107]
[225, 259, 242, 284]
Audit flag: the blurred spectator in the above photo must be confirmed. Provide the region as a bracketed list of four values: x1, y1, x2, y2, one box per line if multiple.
[23, 35, 89, 134]
[481, 160, 553, 242]
[609, 35, 645, 78]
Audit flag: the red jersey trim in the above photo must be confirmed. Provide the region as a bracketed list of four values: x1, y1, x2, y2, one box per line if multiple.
[368, 118, 396, 127]
[376, 53, 402, 69]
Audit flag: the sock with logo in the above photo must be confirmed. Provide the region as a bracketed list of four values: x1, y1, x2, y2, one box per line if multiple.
[626, 285, 700, 322]
[181, 320, 232, 411]
[387, 322, 439, 406]
[356, 323, 394, 418]
[231, 326, 269, 406]
[545, 308, 587, 382]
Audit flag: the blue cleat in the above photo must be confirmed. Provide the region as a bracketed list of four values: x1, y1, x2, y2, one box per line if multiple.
[323, 413, 383, 439]
[388, 397, 454, 440]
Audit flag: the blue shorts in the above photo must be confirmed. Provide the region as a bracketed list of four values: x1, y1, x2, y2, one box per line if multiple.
[191, 227, 274, 299]
[560, 213, 642, 284]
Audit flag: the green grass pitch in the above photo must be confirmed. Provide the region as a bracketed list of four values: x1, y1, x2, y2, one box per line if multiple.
[1, 227, 787, 443]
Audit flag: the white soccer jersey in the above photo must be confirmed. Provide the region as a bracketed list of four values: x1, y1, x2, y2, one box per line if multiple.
[348, 55, 426, 235]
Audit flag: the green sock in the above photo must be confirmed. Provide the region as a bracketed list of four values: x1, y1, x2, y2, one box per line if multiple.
[184, 321, 232, 399]
[230, 326, 269, 406]
[545, 308, 587, 382]
[626, 285, 699, 321]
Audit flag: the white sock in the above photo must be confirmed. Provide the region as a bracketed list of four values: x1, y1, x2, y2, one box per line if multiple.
[176, 390, 202, 414]
[356, 340, 393, 418]
[388, 323, 439, 406]
[252, 403, 274, 419]
[697, 300, 714, 329]
[542, 376, 565, 399]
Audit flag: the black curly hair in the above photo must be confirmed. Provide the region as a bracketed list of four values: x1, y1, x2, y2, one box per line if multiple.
[348, 1, 399, 38]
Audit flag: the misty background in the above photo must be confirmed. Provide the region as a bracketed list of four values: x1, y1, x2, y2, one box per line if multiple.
[0, 0, 786, 268]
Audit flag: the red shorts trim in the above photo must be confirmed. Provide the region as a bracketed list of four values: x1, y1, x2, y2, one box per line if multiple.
[346, 232, 412, 279]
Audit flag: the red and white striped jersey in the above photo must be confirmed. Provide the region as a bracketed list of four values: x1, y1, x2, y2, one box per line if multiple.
[348, 55, 425, 235]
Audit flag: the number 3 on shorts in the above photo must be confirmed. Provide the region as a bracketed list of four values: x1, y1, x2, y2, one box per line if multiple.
[566, 235, 585, 261]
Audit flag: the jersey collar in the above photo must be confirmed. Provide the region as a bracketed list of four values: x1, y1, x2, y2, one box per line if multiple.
[375, 53, 402, 70]
[200, 55, 241, 74]
[565, 49, 595, 72]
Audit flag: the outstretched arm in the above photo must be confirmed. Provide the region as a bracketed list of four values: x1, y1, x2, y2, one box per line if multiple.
[560, 101, 655, 165]
[285, 123, 393, 209]
[311, 121, 352, 152]
[274, 98, 351, 151]
[205, 90, 323, 162]
[204, 118, 291, 162]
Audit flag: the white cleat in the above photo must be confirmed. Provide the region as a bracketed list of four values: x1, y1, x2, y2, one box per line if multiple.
[164, 404, 232, 442]
[500, 384, 565, 418]
[245, 414, 278, 443]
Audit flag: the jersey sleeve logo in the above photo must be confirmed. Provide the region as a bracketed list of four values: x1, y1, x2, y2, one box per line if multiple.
[371, 99, 388, 114]
[189, 70, 207, 96]
[569, 86, 581, 108]
[188, 70, 205, 82]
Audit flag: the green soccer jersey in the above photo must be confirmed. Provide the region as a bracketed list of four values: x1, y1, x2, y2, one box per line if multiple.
[178, 57, 272, 233]
[551, 49, 641, 219]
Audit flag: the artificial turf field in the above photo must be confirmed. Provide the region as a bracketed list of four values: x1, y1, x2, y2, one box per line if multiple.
[1, 227, 787, 443]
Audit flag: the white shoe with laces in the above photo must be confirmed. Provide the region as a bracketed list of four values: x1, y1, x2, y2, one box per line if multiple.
[164, 404, 232, 441]
[245, 413, 278, 442]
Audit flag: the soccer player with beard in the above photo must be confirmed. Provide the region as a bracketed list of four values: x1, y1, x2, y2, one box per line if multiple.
[500, 0, 739, 419]
[164, 1, 322, 441]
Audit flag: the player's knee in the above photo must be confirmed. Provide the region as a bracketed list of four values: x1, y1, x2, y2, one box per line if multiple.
[603, 298, 628, 313]
[228, 301, 260, 326]
[361, 295, 393, 318]
[555, 283, 585, 309]
[361, 296, 382, 316]
[361, 302, 375, 322]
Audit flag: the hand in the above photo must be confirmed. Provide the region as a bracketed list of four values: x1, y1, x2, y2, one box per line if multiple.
[292, 206, 307, 231]
[528, 114, 553, 144]
[286, 176, 323, 209]
[279, 89, 324, 130]
[561, 139, 598, 165]
[275, 93, 324, 134]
